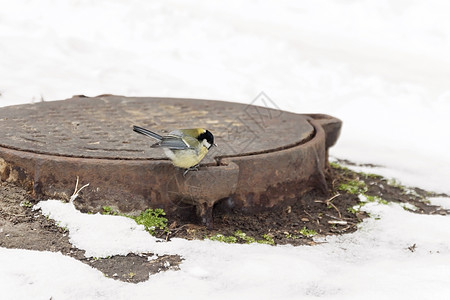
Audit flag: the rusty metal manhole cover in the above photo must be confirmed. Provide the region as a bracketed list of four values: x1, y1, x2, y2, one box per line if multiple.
[0, 95, 341, 225]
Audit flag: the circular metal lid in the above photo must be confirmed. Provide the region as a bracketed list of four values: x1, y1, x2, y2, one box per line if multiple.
[0, 95, 314, 162]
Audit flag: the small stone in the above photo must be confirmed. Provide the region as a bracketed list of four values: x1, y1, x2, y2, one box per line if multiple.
[328, 220, 347, 225]
[301, 218, 309, 222]
[169, 221, 177, 229]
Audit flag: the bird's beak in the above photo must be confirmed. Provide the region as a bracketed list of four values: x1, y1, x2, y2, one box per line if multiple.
[213, 143, 218, 147]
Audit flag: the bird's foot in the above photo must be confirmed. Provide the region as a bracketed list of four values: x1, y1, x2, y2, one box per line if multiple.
[183, 164, 200, 177]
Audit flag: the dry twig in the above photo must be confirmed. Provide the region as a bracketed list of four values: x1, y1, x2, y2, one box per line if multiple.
[315, 193, 342, 218]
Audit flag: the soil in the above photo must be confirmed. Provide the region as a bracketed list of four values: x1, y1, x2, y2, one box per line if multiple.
[1, 162, 448, 283]
[0, 182, 182, 283]
[166, 161, 450, 245]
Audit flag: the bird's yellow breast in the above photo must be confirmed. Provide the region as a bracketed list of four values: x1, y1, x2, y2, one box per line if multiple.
[164, 146, 209, 169]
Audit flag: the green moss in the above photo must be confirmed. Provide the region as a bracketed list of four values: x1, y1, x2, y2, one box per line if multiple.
[347, 206, 359, 214]
[361, 173, 383, 179]
[331, 161, 382, 180]
[285, 233, 296, 239]
[365, 195, 389, 205]
[298, 227, 317, 237]
[329, 162, 342, 169]
[131, 208, 168, 236]
[234, 230, 256, 244]
[285, 232, 302, 240]
[20, 200, 33, 208]
[338, 180, 368, 195]
[101, 206, 118, 216]
[101, 206, 169, 236]
[209, 234, 238, 243]
[329, 162, 351, 172]
[258, 234, 275, 245]
[208, 231, 275, 245]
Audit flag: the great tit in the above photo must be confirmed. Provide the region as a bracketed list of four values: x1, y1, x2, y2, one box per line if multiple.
[133, 125, 217, 173]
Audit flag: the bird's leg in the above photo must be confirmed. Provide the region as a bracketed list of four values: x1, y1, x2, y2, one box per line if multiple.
[183, 164, 200, 177]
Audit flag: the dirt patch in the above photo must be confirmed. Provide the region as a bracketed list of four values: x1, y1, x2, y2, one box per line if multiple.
[1, 162, 449, 282]
[0, 181, 182, 283]
[86, 253, 181, 282]
[164, 162, 449, 245]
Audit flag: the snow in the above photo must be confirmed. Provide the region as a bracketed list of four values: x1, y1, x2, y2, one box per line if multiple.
[428, 197, 450, 210]
[1, 0, 450, 299]
[34, 200, 161, 258]
[5, 201, 450, 299]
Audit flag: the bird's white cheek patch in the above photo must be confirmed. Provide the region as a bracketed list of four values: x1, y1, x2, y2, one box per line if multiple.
[202, 140, 211, 149]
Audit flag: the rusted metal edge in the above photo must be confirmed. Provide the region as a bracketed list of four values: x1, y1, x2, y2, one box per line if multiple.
[304, 114, 342, 149]
[219, 118, 329, 209]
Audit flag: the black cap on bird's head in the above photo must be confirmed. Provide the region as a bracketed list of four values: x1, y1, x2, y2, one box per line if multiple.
[198, 130, 216, 149]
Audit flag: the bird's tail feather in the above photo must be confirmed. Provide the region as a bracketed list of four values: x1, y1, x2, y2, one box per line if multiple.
[133, 125, 163, 141]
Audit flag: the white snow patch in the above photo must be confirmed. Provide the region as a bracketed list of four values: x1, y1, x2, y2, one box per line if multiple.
[400, 202, 419, 211]
[429, 197, 450, 210]
[34, 200, 164, 258]
[147, 254, 158, 261]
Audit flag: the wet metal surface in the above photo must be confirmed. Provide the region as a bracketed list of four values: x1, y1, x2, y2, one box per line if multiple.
[0, 95, 341, 225]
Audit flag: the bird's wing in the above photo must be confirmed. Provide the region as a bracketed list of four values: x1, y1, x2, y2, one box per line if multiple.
[158, 135, 191, 150]
[153, 130, 200, 150]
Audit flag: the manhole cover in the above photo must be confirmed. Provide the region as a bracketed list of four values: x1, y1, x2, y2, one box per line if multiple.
[0, 95, 341, 225]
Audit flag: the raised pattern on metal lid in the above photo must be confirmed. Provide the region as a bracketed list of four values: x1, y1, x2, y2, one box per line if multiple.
[0, 95, 314, 160]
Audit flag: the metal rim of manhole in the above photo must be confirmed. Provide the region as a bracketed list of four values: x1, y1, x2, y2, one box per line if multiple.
[0, 95, 342, 226]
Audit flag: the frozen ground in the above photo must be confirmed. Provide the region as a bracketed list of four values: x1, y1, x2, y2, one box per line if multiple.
[1, 0, 450, 299]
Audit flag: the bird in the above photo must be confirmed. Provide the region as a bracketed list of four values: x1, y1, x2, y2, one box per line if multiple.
[133, 125, 217, 174]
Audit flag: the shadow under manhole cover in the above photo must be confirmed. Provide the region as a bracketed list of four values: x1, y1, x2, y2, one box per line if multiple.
[0, 95, 341, 225]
